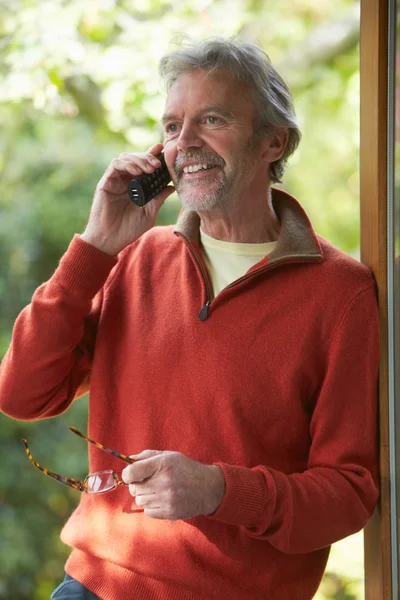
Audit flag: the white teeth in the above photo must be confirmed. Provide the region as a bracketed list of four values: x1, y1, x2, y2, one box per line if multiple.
[183, 164, 215, 174]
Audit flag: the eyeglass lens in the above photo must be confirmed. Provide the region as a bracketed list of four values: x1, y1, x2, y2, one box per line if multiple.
[86, 471, 117, 494]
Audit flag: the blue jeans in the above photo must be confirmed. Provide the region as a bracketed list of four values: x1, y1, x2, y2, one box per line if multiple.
[51, 574, 102, 599]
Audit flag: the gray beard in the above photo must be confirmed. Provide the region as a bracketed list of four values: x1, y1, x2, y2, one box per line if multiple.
[176, 168, 237, 212]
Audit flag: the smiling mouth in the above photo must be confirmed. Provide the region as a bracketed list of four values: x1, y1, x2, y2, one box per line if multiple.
[182, 164, 219, 175]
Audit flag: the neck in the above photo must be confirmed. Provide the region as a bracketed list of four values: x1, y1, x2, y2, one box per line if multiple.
[199, 188, 280, 243]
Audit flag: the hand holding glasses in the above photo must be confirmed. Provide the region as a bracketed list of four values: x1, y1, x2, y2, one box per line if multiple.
[23, 427, 136, 494]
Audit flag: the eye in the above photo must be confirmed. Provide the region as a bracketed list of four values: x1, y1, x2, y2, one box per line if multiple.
[205, 116, 222, 125]
[165, 123, 179, 134]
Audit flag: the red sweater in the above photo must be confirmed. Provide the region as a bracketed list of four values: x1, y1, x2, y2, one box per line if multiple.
[0, 189, 379, 600]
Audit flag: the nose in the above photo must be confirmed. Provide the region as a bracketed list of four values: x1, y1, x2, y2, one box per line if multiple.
[177, 121, 203, 152]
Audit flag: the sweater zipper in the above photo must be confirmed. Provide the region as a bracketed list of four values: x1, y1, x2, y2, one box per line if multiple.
[176, 232, 213, 319]
[177, 232, 321, 320]
[202, 257, 321, 320]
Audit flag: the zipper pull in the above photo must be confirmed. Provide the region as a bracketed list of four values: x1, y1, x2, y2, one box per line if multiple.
[198, 301, 211, 321]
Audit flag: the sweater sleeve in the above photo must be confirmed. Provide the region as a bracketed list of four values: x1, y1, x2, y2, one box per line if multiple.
[0, 235, 118, 421]
[211, 285, 380, 554]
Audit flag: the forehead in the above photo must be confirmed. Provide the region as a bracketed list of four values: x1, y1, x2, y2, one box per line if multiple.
[163, 69, 256, 119]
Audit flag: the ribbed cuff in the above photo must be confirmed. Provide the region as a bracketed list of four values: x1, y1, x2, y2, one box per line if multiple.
[52, 235, 119, 298]
[210, 463, 274, 531]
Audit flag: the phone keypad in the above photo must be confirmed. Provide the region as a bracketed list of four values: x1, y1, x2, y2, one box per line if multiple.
[128, 153, 171, 207]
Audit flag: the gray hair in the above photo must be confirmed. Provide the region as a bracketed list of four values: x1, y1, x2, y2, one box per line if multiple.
[159, 37, 301, 183]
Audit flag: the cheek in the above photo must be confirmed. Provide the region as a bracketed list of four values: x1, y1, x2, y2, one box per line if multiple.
[163, 143, 177, 173]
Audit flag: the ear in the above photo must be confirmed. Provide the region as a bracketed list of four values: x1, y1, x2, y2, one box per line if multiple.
[261, 128, 288, 163]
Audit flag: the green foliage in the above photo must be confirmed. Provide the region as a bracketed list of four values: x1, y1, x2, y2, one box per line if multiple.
[318, 572, 362, 600]
[0, 1, 363, 598]
[0, 398, 88, 600]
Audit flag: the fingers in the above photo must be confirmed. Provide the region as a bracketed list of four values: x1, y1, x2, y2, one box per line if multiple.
[143, 508, 166, 519]
[122, 452, 223, 521]
[108, 156, 158, 178]
[129, 486, 169, 520]
[104, 147, 164, 181]
[132, 492, 164, 519]
[134, 493, 159, 508]
[128, 481, 154, 497]
[122, 453, 163, 484]
[147, 142, 164, 156]
[119, 153, 161, 170]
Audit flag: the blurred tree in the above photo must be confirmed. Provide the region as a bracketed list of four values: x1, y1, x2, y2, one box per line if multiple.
[0, 1, 363, 599]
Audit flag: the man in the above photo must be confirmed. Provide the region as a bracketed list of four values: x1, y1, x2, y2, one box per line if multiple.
[0, 38, 379, 600]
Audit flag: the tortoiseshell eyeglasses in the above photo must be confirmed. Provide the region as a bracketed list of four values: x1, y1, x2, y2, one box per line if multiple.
[23, 427, 135, 494]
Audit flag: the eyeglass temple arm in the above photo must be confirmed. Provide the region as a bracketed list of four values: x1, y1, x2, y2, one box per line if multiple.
[69, 427, 136, 464]
[22, 439, 87, 492]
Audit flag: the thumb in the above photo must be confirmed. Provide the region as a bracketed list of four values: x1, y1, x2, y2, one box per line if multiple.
[129, 449, 165, 461]
[122, 451, 165, 484]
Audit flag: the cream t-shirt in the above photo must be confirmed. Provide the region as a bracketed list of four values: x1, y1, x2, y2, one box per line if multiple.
[200, 229, 277, 297]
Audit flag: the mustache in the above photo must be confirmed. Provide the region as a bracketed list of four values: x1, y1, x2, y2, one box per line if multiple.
[174, 150, 225, 176]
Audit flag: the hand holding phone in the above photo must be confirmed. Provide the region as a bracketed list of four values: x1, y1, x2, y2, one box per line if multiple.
[128, 153, 172, 207]
[81, 144, 174, 256]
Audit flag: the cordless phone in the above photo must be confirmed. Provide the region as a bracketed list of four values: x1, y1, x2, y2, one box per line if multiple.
[128, 153, 172, 207]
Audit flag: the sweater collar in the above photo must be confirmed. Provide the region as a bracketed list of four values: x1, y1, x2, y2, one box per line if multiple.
[173, 188, 323, 264]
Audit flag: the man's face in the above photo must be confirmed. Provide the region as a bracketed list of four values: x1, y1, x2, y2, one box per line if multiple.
[162, 69, 269, 212]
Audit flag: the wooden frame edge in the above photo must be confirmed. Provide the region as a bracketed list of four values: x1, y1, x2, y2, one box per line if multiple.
[360, 0, 391, 598]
